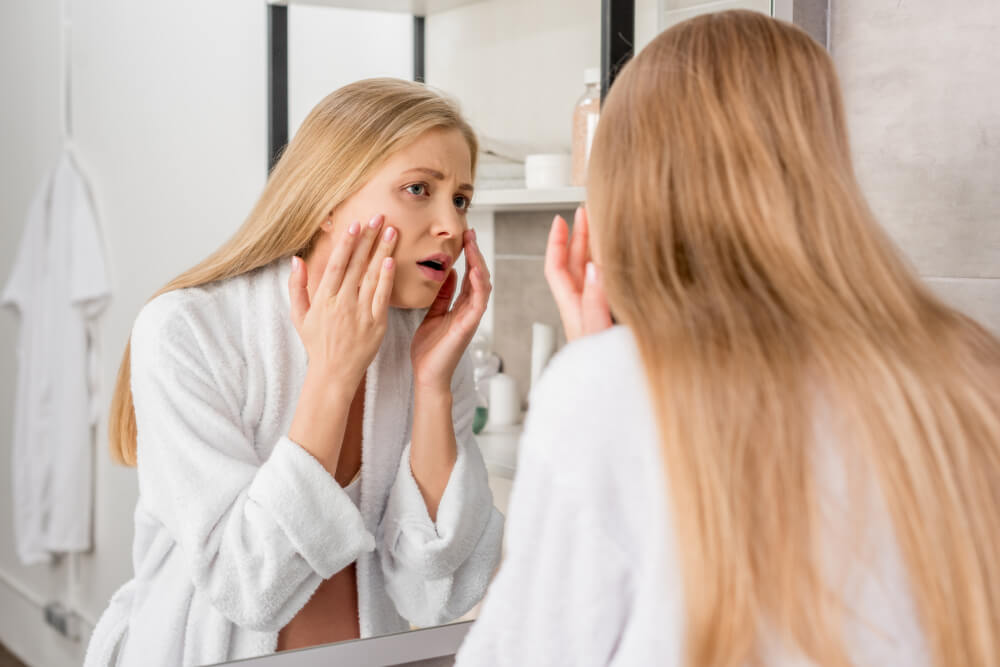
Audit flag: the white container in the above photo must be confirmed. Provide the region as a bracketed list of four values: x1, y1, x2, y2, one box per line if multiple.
[530, 322, 556, 391]
[487, 372, 521, 427]
[525, 153, 572, 189]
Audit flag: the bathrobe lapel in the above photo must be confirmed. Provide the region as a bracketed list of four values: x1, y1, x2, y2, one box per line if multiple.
[357, 307, 419, 635]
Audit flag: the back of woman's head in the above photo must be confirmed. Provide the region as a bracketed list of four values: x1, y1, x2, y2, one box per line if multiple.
[109, 78, 477, 467]
[588, 10, 1000, 666]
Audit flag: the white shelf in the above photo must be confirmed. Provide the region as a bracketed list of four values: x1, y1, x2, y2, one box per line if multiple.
[274, 0, 486, 15]
[471, 186, 586, 212]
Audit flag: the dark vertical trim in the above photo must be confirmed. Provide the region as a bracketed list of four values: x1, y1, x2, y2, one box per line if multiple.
[600, 0, 634, 102]
[268, 4, 289, 172]
[413, 16, 426, 82]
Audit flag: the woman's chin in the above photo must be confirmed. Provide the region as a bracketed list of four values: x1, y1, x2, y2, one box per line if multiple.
[390, 286, 439, 310]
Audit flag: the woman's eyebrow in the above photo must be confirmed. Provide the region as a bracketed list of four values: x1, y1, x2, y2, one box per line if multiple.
[401, 167, 474, 194]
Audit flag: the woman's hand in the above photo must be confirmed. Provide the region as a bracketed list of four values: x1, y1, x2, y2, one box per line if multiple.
[288, 215, 398, 391]
[544, 205, 612, 342]
[411, 229, 492, 394]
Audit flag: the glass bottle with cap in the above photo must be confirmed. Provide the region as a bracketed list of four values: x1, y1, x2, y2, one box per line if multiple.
[572, 67, 601, 187]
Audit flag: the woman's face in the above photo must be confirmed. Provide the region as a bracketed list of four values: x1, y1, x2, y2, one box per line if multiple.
[310, 127, 474, 309]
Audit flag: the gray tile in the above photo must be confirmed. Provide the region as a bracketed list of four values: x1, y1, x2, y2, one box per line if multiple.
[492, 258, 567, 406]
[832, 0, 1000, 278]
[494, 209, 578, 257]
[793, 0, 828, 48]
[925, 277, 1000, 335]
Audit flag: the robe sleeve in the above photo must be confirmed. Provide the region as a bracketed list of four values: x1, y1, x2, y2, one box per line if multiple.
[129, 295, 375, 632]
[377, 347, 504, 627]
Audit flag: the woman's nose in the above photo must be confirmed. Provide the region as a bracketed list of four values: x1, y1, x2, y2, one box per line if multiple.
[430, 204, 466, 239]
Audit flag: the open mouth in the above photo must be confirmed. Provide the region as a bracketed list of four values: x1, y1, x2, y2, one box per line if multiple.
[417, 259, 446, 271]
[416, 255, 450, 282]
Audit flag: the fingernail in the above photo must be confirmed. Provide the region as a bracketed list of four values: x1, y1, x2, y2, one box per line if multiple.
[368, 214, 382, 229]
[349, 221, 361, 235]
[291, 256, 299, 273]
[586, 262, 597, 284]
[383, 226, 396, 242]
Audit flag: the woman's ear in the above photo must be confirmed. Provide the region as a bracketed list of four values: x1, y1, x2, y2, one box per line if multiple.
[321, 208, 336, 232]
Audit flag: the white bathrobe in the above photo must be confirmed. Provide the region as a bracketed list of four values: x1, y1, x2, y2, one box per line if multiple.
[1, 150, 110, 565]
[83, 257, 503, 667]
[456, 325, 928, 666]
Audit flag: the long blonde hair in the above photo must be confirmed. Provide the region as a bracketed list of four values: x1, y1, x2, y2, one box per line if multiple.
[588, 11, 1000, 666]
[109, 78, 478, 466]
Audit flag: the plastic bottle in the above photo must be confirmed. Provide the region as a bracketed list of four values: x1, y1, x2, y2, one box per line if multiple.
[571, 67, 601, 187]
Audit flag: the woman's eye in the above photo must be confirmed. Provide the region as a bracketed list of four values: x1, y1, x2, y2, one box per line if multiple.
[454, 195, 470, 210]
[406, 183, 427, 196]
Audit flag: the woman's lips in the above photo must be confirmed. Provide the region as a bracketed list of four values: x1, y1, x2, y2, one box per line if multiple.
[417, 263, 448, 282]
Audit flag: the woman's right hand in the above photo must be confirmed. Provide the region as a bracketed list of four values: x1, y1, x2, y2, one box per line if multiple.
[544, 206, 612, 342]
[288, 214, 398, 390]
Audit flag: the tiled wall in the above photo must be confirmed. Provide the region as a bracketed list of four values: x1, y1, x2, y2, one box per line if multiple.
[832, 1, 1000, 332]
[491, 210, 576, 407]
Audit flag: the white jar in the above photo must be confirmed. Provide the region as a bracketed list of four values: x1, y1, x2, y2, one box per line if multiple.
[525, 153, 572, 189]
[487, 373, 521, 426]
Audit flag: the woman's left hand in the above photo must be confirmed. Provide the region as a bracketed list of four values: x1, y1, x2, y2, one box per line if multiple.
[411, 229, 492, 393]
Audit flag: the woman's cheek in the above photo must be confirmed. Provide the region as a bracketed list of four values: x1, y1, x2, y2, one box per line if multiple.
[388, 264, 419, 309]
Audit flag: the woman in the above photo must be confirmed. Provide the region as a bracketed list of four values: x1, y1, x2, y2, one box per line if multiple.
[458, 11, 1000, 667]
[84, 78, 503, 666]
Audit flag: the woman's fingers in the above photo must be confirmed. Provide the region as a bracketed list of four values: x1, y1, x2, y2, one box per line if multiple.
[468, 266, 492, 317]
[428, 269, 458, 319]
[544, 214, 575, 298]
[545, 214, 585, 339]
[288, 255, 310, 330]
[450, 234, 493, 334]
[317, 220, 361, 299]
[451, 230, 479, 313]
[466, 228, 492, 284]
[567, 206, 589, 287]
[341, 214, 385, 298]
[371, 257, 395, 326]
[359, 224, 398, 311]
[582, 262, 613, 335]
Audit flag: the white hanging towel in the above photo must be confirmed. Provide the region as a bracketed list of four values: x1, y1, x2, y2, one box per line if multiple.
[1, 150, 111, 565]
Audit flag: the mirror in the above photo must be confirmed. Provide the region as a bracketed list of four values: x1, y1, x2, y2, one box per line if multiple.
[238, 0, 829, 659]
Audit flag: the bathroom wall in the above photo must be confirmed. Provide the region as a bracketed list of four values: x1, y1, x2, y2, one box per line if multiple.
[831, 0, 1000, 332]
